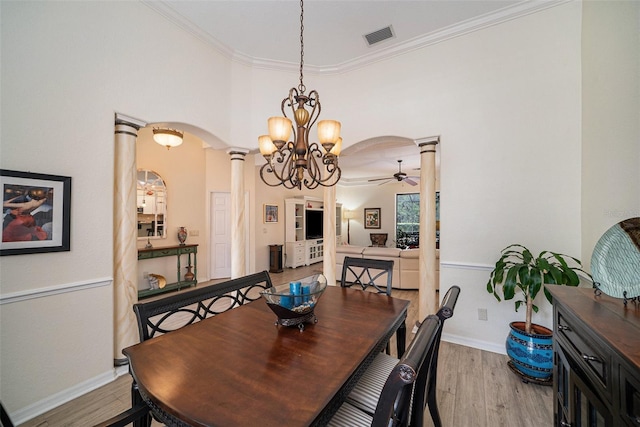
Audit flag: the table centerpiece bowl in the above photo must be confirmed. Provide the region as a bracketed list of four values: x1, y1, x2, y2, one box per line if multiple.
[261, 274, 327, 331]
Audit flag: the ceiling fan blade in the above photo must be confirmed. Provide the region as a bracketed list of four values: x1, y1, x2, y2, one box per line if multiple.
[368, 177, 392, 182]
[377, 179, 392, 186]
[403, 178, 418, 186]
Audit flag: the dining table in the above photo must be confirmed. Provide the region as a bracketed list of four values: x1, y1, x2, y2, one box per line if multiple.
[123, 285, 409, 427]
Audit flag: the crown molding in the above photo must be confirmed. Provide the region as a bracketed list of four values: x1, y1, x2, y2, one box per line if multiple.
[143, 0, 570, 76]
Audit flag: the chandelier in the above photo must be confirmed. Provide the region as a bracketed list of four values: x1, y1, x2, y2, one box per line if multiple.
[153, 128, 183, 150]
[258, 0, 342, 190]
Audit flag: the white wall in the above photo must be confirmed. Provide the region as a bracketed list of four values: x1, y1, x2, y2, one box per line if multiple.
[330, 3, 583, 352]
[1, 0, 638, 422]
[0, 1, 236, 421]
[581, 0, 640, 269]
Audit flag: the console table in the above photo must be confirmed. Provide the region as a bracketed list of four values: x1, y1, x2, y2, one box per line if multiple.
[549, 286, 640, 426]
[137, 244, 198, 299]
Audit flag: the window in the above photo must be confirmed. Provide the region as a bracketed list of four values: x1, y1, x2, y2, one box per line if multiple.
[395, 192, 441, 249]
[396, 193, 420, 248]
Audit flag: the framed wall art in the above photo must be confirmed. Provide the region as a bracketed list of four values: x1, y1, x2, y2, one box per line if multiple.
[364, 207, 381, 229]
[264, 204, 278, 223]
[1, 169, 71, 256]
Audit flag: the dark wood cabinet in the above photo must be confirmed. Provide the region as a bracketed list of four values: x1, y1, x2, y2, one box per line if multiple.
[549, 286, 640, 427]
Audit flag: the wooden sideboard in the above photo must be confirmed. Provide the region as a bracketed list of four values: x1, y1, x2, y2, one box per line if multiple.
[548, 285, 640, 427]
[137, 244, 198, 299]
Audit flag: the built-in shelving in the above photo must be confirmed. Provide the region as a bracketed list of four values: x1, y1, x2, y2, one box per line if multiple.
[284, 197, 341, 268]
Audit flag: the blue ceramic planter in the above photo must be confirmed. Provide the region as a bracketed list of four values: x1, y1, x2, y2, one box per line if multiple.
[505, 321, 553, 380]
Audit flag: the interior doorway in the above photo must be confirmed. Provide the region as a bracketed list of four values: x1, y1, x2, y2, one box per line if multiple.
[210, 192, 231, 279]
[209, 192, 251, 279]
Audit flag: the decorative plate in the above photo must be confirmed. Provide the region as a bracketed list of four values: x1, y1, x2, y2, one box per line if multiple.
[591, 217, 640, 298]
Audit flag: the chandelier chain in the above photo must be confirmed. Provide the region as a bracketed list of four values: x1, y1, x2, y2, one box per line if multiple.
[298, 0, 305, 94]
[258, 0, 341, 190]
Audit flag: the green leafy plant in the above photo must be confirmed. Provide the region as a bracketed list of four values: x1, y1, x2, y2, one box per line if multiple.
[486, 244, 588, 334]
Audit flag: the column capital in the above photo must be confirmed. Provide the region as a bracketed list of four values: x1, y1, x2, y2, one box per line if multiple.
[227, 148, 250, 160]
[114, 113, 146, 130]
[415, 135, 440, 148]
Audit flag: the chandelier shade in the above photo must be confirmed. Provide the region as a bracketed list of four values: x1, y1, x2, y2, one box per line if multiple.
[267, 117, 292, 147]
[258, 135, 277, 157]
[318, 120, 341, 151]
[258, 0, 342, 190]
[153, 128, 183, 149]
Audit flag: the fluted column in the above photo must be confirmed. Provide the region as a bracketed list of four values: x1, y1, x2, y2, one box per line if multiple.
[227, 148, 249, 278]
[323, 185, 337, 286]
[113, 113, 146, 365]
[417, 136, 439, 321]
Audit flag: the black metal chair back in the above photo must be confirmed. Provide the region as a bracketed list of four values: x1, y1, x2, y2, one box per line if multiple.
[341, 256, 404, 355]
[340, 256, 394, 295]
[371, 315, 441, 427]
[412, 285, 461, 427]
[95, 272, 274, 427]
[133, 270, 273, 342]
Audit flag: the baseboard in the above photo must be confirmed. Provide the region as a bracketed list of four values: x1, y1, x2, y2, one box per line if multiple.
[442, 332, 506, 355]
[10, 368, 120, 425]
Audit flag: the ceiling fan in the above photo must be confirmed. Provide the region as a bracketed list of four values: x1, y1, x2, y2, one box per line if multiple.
[368, 160, 419, 186]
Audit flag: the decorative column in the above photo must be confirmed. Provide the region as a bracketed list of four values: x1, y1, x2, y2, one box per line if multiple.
[323, 184, 337, 286]
[113, 113, 146, 365]
[227, 148, 249, 278]
[416, 136, 440, 322]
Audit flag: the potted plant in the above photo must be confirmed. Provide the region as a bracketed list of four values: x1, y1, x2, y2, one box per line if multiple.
[486, 244, 587, 382]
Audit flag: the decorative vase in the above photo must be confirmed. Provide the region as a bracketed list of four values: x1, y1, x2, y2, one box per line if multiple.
[506, 321, 553, 382]
[177, 227, 188, 245]
[184, 265, 195, 282]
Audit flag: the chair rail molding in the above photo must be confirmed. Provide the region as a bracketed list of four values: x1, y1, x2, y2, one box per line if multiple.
[0, 278, 112, 305]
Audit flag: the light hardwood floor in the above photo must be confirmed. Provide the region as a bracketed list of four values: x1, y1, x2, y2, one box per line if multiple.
[17, 266, 553, 426]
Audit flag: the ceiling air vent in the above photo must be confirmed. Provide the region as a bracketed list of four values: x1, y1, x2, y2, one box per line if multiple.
[364, 25, 395, 46]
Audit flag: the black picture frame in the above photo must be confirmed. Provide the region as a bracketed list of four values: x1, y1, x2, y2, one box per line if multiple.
[1, 169, 71, 256]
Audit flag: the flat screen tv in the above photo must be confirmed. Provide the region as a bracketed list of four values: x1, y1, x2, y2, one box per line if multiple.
[305, 210, 323, 239]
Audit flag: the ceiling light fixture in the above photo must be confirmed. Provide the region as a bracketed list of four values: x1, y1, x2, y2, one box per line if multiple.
[153, 128, 183, 150]
[258, 0, 342, 190]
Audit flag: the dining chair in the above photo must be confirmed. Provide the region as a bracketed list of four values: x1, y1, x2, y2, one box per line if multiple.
[327, 315, 441, 427]
[340, 256, 404, 356]
[346, 285, 461, 427]
[413, 285, 460, 427]
[94, 271, 274, 427]
[133, 270, 273, 341]
[340, 256, 394, 294]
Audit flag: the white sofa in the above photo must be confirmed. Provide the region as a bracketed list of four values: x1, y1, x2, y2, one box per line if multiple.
[336, 245, 439, 290]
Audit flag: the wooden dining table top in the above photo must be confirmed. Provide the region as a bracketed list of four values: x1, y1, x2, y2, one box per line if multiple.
[123, 285, 409, 427]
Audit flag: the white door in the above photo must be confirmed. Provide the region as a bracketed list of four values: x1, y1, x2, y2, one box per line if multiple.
[210, 192, 231, 279]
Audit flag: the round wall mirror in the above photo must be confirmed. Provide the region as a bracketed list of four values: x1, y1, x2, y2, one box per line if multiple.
[137, 170, 167, 240]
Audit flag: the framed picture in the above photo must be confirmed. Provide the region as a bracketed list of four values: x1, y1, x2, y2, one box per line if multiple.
[364, 208, 381, 229]
[264, 204, 278, 223]
[1, 169, 71, 256]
